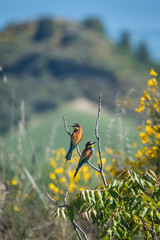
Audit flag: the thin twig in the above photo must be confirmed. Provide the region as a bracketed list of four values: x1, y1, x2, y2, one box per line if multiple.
[63, 116, 81, 156]
[46, 183, 88, 239]
[87, 161, 100, 172]
[151, 220, 155, 240]
[95, 95, 107, 187]
[46, 183, 70, 208]
[72, 220, 88, 240]
[46, 192, 62, 207]
[137, 215, 152, 231]
[63, 116, 71, 137]
[71, 221, 83, 240]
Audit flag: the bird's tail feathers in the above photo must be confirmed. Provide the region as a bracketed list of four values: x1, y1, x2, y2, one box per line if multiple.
[65, 150, 72, 162]
[73, 167, 79, 179]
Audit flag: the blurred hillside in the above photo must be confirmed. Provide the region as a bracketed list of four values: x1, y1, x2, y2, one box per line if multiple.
[0, 18, 158, 134]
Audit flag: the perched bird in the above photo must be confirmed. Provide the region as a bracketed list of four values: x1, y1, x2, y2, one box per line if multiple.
[65, 123, 82, 163]
[73, 141, 96, 179]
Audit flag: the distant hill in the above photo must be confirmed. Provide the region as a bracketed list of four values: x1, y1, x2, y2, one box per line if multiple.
[0, 18, 158, 134]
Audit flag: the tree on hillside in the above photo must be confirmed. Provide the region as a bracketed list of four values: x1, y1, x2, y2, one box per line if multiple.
[136, 41, 150, 62]
[82, 17, 105, 34]
[118, 31, 131, 51]
[34, 18, 54, 41]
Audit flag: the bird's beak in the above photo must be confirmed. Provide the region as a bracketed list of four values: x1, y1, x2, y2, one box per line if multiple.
[70, 124, 74, 127]
[93, 141, 96, 144]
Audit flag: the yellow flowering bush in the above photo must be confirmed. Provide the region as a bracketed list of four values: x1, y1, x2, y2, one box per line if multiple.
[129, 69, 160, 172]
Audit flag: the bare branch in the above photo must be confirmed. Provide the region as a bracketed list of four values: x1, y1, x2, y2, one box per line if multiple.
[63, 116, 71, 137]
[137, 215, 152, 231]
[64, 183, 70, 206]
[46, 183, 88, 240]
[46, 192, 62, 207]
[72, 220, 88, 240]
[71, 221, 83, 240]
[95, 95, 107, 187]
[46, 183, 71, 208]
[63, 116, 81, 156]
[87, 161, 100, 172]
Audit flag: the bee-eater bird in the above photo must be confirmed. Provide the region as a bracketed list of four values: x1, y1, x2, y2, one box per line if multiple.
[65, 123, 82, 163]
[73, 141, 96, 179]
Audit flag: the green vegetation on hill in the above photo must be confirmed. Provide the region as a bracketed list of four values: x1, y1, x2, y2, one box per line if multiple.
[0, 17, 158, 134]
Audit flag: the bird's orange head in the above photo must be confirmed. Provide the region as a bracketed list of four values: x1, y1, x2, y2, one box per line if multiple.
[86, 141, 96, 149]
[70, 123, 81, 131]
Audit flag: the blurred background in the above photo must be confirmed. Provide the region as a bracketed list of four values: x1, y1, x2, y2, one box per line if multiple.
[0, 1, 160, 239]
[0, 0, 160, 138]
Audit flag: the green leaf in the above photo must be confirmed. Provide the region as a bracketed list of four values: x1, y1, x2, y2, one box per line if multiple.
[110, 197, 116, 210]
[81, 190, 86, 201]
[99, 226, 109, 239]
[61, 208, 67, 221]
[95, 190, 104, 208]
[131, 199, 142, 211]
[156, 210, 160, 220]
[142, 206, 150, 218]
[108, 188, 119, 199]
[67, 205, 74, 221]
[89, 190, 96, 204]
[134, 202, 145, 215]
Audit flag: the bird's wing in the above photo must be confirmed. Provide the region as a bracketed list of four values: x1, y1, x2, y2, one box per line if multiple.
[78, 148, 93, 166]
[71, 130, 82, 148]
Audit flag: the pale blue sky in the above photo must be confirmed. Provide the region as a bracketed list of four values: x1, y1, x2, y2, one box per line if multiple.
[0, 0, 160, 61]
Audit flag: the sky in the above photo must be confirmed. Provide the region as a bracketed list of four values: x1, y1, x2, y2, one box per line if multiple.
[0, 0, 160, 61]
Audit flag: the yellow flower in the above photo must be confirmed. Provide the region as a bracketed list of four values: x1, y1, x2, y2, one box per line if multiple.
[60, 177, 65, 183]
[155, 133, 160, 140]
[137, 126, 142, 131]
[50, 172, 56, 179]
[50, 159, 57, 168]
[11, 179, 18, 186]
[60, 148, 66, 156]
[152, 78, 158, 85]
[79, 187, 85, 191]
[145, 125, 154, 136]
[135, 105, 145, 113]
[56, 151, 60, 160]
[83, 172, 91, 180]
[54, 196, 59, 201]
[150, 68, 158, 76]
[49, 183, 59, 193]
[146, 120, 151, 125]
[82, 165, 88, 173]
[107, 148, 113, 154]
[143, 91, 151, 101]
[13, 205, 20, 212]
[140, 132, 148, 144]
[105, 165, 111, 171]
[55, 168, 63, 174]
[153, 124, 160, 131]
[95, 171, 99, 176]
[102, 158, 106, 164]
[148, 79, 154, 87]
[68, 170, 74, 178]
[136, 149, 143, 159]
[112, 158, 116, 164]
